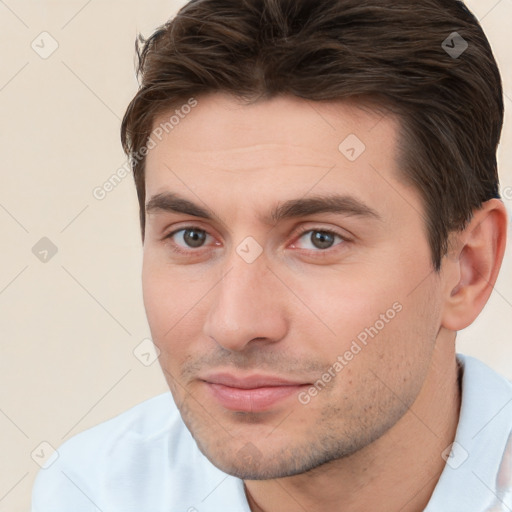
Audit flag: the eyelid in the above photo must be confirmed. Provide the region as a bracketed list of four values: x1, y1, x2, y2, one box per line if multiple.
[163, 222, 217, 242]
[293, 224, 350, 239]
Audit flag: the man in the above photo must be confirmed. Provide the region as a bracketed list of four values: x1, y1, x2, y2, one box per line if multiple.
[32, 0, 511, 510]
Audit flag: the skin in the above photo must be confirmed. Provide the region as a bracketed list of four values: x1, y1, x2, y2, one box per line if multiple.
[141, 93, 507, 511]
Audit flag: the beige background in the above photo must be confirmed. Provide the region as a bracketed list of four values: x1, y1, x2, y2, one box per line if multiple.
[0, 1, 511, 510]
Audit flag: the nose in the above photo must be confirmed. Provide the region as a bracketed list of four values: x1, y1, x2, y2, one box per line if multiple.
[202, 251, 289, 352]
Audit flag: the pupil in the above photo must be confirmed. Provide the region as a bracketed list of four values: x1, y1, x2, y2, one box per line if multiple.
[184, 229, 206, 248]
[312, 231, 334, 249]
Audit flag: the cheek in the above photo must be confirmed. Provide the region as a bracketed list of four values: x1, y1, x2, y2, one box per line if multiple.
[142, 260, 170, 337]
[141, 257, 204, 350]
[300, 280, 440, 421]
[298, 260, 438, 368]
[297, 270, 402, 352]
[142, 265, 209, 394]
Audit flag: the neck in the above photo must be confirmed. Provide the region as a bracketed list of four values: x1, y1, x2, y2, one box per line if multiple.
[244, 333, 461, 512]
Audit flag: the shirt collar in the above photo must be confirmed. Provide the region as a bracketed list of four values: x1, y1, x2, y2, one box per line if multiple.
[425, 354, 512, 511]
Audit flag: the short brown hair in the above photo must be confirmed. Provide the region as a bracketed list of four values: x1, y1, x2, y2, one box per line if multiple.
[121, 0, 504, 270]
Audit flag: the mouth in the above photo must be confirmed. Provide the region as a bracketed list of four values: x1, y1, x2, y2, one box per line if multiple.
[200, 372, 311, 413]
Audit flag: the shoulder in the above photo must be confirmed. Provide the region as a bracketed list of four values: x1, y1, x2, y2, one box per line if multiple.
[31, 392, 204, 510]
[51, 391, 179, 463]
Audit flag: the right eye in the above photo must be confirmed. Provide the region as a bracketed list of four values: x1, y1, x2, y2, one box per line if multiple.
[164, 226, 221, 255]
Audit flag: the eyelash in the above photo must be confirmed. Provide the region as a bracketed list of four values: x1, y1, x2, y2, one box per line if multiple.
[163, 225, 349, 257]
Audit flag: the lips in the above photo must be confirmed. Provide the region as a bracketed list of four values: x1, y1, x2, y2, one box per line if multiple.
[201, 373, 310, 412]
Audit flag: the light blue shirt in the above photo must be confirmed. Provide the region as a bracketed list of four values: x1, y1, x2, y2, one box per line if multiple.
[31, 354, 512, 511]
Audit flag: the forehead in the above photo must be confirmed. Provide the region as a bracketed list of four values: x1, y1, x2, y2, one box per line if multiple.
[143, 93, 419, 224]
[150, 93, 395, 154]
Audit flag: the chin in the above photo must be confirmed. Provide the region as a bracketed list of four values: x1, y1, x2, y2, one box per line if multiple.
[193, 432, 359, 480]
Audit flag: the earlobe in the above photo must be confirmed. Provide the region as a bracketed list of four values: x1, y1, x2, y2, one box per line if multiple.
[441, 199, 508, 331]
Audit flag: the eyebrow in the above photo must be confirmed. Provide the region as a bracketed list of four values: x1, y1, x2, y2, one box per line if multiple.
[145, 192, 381, 225]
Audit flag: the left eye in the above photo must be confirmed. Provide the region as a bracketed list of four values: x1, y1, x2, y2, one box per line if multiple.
[293, 230, 344, 250]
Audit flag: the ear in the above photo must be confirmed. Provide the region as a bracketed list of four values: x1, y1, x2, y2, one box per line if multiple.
[441, 198, 508, 331]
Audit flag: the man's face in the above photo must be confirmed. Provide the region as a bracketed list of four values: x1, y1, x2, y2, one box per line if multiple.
[142, 93, 445, 479]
